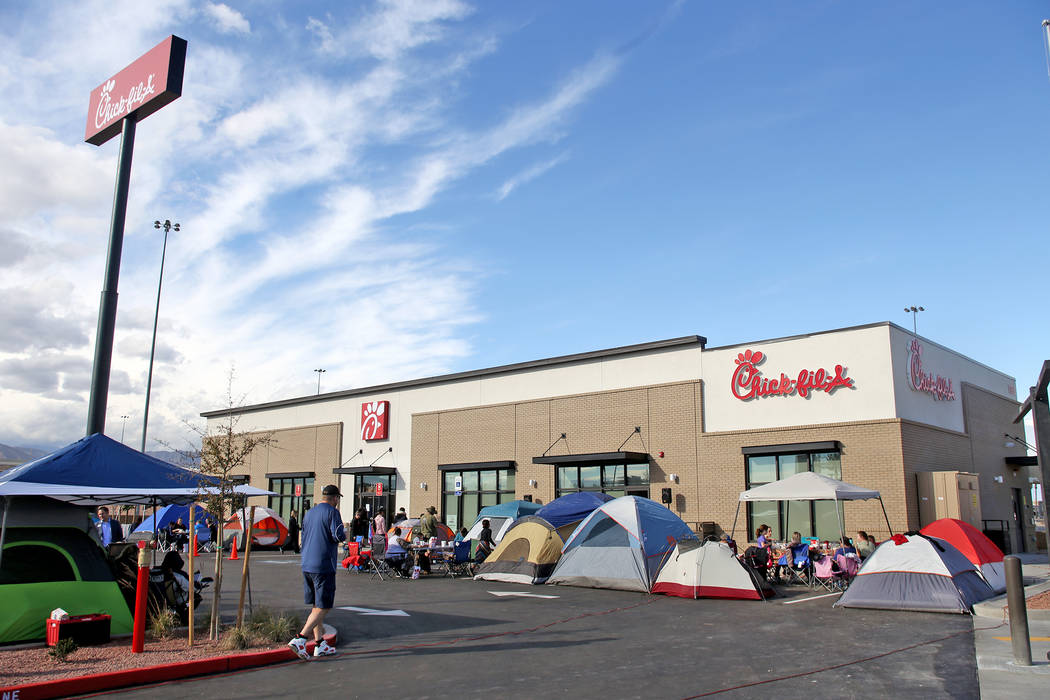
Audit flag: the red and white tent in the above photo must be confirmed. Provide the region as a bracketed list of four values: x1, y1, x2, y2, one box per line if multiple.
[225, 506, 289, 547]
[920, 518, 1005, 593]
[652, 540, 769, 600]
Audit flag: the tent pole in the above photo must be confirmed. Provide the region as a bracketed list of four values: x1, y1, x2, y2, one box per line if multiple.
[878, 497, 893, 539]
[835, 497, 845, 547]
[151, 497, 157, 569]
[0, 496, 10, 571]
[730, 501, 741, 541]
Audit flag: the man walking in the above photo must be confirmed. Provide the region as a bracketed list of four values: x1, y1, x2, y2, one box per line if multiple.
[95, 506, 123, 547]
[288, 485, 345, 659]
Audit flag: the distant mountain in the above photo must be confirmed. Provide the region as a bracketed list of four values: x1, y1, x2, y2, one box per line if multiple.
[0, 443, 48, 464]
[147, 450, 200, 468]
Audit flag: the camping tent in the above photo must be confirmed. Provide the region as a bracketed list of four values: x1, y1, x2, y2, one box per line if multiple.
[733, 471, 893, 543]
[473, 516, 575, 585]
[834, 533, 995, 613]
[534, 492, 613, 530]
[134, 504, 214, 540]
[226, 506, 289, 547]
[547, 496, 697, 592]
[465, 500, 543, 543]
[919, 518, 1006, 593]
[652, 539, 770, 600]
[0, 497, 133, 644]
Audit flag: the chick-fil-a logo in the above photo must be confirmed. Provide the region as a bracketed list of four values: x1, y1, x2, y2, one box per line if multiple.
[361, 400, 389, 440]
[731, 349, 854, 401]
[906, 339, 956, 401]
[94, 74, 157, 130]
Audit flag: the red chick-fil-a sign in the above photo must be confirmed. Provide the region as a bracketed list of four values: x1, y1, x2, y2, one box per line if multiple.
[906, 339, 956, 401]
[731, 349, 854, 401]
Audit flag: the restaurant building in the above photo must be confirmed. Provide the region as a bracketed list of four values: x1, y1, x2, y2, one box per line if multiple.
[201, 322, 1038, 553]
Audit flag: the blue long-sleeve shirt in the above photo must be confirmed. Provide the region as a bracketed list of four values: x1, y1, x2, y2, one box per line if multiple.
[300, 503, 346, 573]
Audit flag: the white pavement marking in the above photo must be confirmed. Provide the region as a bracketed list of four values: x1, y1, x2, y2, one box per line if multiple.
[781, 592, 841, 604]
[338, 606, 410, 616]
[258, 560, 300, 564]
[487, 591, 560, 599]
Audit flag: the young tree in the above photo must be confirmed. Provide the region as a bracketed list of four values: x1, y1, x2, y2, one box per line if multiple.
[190, 371, 275, 640]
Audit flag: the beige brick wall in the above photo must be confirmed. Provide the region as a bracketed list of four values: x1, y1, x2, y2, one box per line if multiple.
[239, 422, 342, 504]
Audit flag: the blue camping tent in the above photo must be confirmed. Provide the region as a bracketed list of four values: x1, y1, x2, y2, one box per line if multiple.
[133, 504, 214, 541]
[464, 500, 543, 542]
[535, 492, 614, 530]
[547, 496, 697, 592]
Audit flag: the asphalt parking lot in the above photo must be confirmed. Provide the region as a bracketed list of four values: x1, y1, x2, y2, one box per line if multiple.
[108, 554, 979, 700]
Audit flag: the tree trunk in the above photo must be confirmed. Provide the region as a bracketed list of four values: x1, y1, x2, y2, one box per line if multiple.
[209, 503, 224, 640]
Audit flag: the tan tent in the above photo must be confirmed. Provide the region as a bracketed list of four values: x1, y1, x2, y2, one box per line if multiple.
[473, 516, 575, 585]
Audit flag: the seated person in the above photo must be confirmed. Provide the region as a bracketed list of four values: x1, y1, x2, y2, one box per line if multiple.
[721, 533, 737, 555]
[833, 538, 857, 558]
[755, 524, 771, 547]
[454, 527, 469, 542]
[385, 527, 410, 574]
[855, 531, 875, 559]
[475, 519, 496, 563]
[775, 532, 808, 583]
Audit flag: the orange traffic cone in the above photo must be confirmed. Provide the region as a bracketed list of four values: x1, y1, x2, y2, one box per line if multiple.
[229, 537, 239, 561]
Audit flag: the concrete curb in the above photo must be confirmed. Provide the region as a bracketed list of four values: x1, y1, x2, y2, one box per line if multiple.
[973, 579, 1050, 621]
[0, 627, 338, 699]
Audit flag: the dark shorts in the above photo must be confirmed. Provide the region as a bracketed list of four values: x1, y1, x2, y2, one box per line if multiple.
[303, 571, 336, 609]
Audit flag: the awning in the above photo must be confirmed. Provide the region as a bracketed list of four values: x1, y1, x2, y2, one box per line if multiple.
[438, 460, 515, 472]
[333, 466, 397, 475]
[532, 451, 649, 467]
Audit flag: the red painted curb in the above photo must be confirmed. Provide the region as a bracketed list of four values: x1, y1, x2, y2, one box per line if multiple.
[0, 647, 297, 700]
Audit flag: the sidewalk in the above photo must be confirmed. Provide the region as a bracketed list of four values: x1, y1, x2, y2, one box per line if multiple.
[972, 553, 1050, 699]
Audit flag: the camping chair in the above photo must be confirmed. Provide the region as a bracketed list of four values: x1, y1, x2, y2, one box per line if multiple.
[368, 536, 403, 581]
[811, 554, 839, 592]
[834, 553, 860, 588]
[446, 540, 474, 578]
[780, 542, 811, 586]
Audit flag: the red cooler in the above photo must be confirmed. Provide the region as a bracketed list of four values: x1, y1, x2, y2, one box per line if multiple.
[46, 614, 112, 646]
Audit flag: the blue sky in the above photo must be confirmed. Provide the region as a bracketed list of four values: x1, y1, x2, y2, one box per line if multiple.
[0, 1, 1046, 450]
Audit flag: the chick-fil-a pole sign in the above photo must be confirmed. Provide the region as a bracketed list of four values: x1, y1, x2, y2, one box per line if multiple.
[731, 349, 854, 401]
[85, 35, 187, 145]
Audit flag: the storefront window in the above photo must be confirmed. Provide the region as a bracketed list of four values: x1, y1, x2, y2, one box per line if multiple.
[268, 476, 315, 523]
[555, 463, 649, 499]
[746, 450, 843, 541]
[441, 468, 516, 532]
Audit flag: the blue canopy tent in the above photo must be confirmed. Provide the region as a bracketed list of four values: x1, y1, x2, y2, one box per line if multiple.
[535, 492, 614, 530]
[464, 500, 543, 543]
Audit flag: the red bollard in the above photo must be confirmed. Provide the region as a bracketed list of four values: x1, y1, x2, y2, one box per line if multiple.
[192, 534, 199, 557]
[131, 540, 150, 653]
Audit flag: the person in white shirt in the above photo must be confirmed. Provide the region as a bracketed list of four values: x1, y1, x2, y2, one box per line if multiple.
[385, 527, 409, 574]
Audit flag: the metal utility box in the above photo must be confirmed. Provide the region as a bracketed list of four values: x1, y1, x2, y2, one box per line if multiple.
[916, 471, 982, 529]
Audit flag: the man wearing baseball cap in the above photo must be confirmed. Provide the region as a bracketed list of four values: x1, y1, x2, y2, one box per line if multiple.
[289, 484, 345, 659]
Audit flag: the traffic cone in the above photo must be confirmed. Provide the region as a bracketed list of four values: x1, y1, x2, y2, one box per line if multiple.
[229, 537, 239, 561]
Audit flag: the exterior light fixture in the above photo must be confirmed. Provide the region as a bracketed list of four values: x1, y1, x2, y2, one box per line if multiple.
[419, 482, 427, 490]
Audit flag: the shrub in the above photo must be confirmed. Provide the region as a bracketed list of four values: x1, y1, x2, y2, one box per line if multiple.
[149, 608, 180, 639]
[47, 638, 78, 662]
[219, 625, 265, 651]
[248, 607, 301, 643]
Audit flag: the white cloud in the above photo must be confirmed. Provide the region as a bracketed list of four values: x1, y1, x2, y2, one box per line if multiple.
[497, 152, 569, 200]
[0, 1, 623, 450]
[203, 3, 250, 35]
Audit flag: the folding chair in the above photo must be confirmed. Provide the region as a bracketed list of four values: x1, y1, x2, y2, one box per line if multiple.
[834, 553, 860, 588]
[781, 542, 811, 586]
[811, 554, 839, 591]
[368, 536, 403, 581]
[446, 541, 474, 578]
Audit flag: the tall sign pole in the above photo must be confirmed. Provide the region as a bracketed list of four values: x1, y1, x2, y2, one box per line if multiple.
[84, 36, 187, 437]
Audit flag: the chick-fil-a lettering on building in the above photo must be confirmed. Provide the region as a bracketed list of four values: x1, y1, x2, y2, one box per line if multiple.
[906, 339, 956, 401]
[731, 349, 854, 401]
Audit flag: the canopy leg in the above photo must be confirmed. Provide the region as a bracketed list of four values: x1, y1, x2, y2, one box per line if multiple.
[879, 497, 893, 538]
[730, 502, 741, 542]
[835, 497, 845, 546]
[0, 496, 11, 571]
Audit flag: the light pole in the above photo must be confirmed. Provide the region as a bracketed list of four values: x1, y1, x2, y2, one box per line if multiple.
[314, 368, 326, 395]
[904, 305, 924, 336]
[142, 219, 179, 452]
[120, 414, 130, 443]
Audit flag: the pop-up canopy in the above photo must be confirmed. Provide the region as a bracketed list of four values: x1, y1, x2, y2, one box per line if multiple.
[731, 471, 893, 543]
[0, 433, 271, 506]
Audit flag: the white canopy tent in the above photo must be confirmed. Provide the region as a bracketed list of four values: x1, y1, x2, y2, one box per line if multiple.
[731, 471, 893, 544]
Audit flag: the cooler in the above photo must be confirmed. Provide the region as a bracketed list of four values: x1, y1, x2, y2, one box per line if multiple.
[46, 614, 112, 646]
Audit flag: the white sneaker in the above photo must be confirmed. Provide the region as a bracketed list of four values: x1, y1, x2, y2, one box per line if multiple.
[288, 636, 310, 660]
[313, 640, 338, 657]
